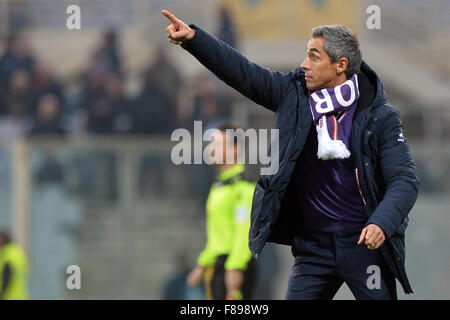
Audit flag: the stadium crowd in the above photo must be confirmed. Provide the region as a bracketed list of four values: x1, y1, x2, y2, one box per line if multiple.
[0, 6, 239, 141]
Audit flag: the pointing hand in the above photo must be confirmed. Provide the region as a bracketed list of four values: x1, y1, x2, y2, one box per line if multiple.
[161, 10, 196, 45]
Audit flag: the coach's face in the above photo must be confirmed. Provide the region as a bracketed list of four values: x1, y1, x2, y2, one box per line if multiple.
[301, 37, 345, 91]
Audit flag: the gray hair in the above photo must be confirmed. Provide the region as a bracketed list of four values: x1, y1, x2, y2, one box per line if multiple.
[311, 25, 362, 79]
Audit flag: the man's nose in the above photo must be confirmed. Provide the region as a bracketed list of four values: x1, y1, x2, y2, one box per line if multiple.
[300, 58, 309, 71]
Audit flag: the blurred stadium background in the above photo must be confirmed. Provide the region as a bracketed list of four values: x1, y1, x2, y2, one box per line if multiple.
[0, 0, 448, 299]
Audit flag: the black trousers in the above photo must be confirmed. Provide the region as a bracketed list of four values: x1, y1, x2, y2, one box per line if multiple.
[210, 255, 258, 300]
[286, 228, 397, 300]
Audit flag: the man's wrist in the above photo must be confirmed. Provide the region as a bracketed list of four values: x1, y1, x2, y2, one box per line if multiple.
[180, 28, 196, 44]
[186, 29, 196, 42]
[366, 221, 389, 237]
[181, 25, 199, 48]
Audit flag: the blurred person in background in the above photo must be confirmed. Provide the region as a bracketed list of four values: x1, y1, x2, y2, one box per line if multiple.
[145, 47, 181, 110]
[104, 71, 134, 135]
[163, 11, 419, 300]
[216, 5, 238, 49]
[4, 68, 33, 116]
[134, 67, 174, 135]
[12, 35, 35, 76]
[75, 28, 123, 132]
[190, 75, 230, 131]
[0, 35, 35, 95]
[86, 96, 114, 134]
[29, 93, 66, 136]
[0, 231, 28, 300]
[0, 68, 33, 140]
[95, 29, 122, 74]
[0, 35, 19, 94]
[30, 63, 64, 119]
[75, 51, 108, 131]
[186, 123, 257, 300]
[83, 71, 133, 135]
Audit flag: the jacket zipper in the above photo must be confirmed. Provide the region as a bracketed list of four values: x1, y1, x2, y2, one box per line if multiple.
[355, 168, 367, 206]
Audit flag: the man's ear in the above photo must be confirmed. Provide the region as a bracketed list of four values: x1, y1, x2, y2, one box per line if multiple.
[336, 57, 348, 76]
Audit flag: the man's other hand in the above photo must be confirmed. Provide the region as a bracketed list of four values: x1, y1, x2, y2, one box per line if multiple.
[357, 224, 386, 250]
[161, 10, 196, 45]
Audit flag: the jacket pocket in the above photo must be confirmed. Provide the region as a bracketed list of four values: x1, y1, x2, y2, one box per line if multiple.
[355, 168, 367, 206]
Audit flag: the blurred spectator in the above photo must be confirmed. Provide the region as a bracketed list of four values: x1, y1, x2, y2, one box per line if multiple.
[30, 63, 64, 118]
[29, 93, 66, 136]
[0, 69, 33, 140]
[86, 96, 114, 134]
[145, 47, 181, 106]
[189, 75, 231, 131]
[191, 94, 220, 128]
[0, 35, 35, 93]
[75, 28, 123, 119]
[84, 72, 133, 135]
[0, 35, 19, 92]
[6, 68, 32, 114]
[216, 6, 238, 49]
[133, 70, 174, 135]
[11, 36, 35, 76]
[105, 72, 134, 134]
[75, 52, 108, 130]
[94, 29, 122, 74]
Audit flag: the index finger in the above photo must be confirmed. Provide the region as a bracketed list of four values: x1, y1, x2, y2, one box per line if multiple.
[161, 10, 179, 24]
[357, 228, 367, 245]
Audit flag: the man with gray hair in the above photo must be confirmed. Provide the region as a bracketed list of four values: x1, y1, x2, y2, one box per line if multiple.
[162, 10, 419, 300]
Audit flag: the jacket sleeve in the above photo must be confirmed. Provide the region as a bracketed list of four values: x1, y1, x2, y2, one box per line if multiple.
[197, 242, 217, 268]
[225, 183, 255, 271]
[366, 109, 419, 238]
[181, 25, 291, 112]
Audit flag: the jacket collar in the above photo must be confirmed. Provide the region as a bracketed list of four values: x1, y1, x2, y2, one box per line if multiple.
[355, 60, 387, 117]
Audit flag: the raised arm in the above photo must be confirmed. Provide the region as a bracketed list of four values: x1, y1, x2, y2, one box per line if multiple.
[162, 10, 291, 112]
